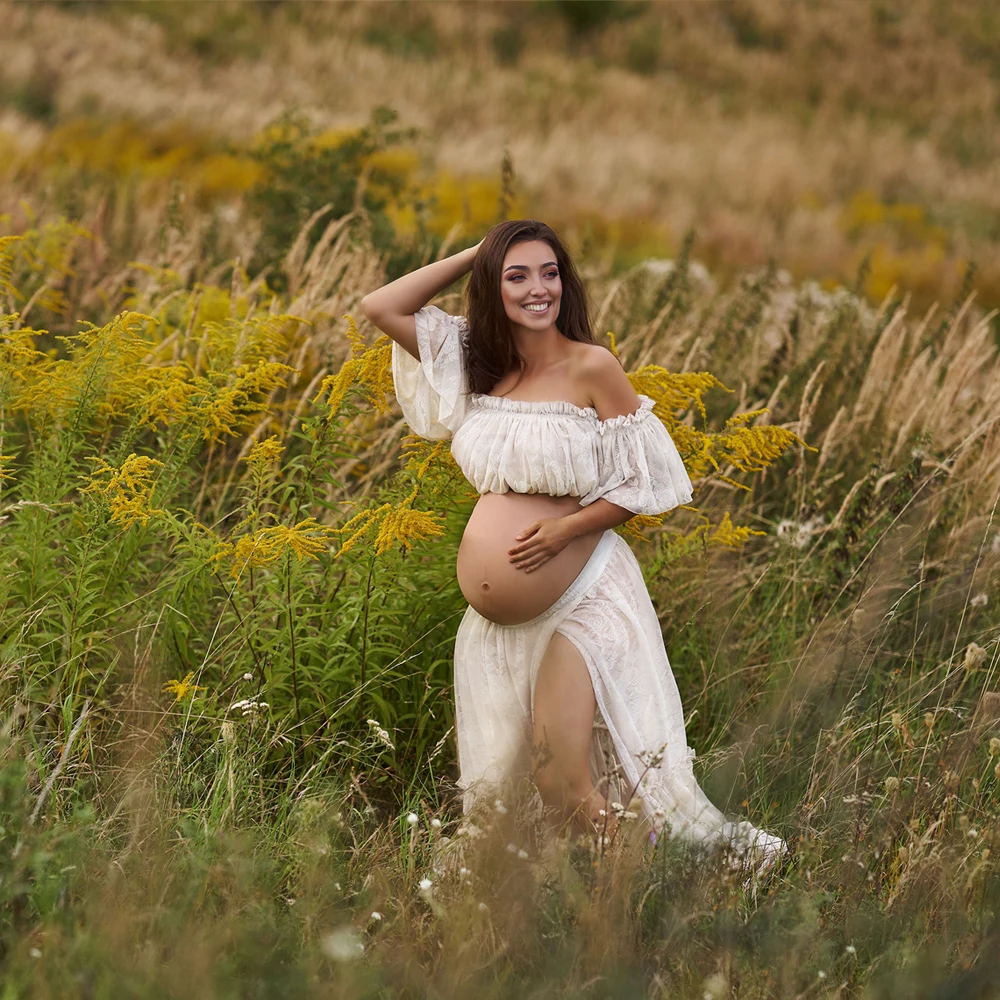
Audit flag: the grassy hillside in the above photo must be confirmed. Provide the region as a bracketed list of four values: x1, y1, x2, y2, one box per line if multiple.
[3, 0, 1000, 311]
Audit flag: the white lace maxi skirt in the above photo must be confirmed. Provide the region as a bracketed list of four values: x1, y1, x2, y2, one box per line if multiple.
[453, 529, 785, 861]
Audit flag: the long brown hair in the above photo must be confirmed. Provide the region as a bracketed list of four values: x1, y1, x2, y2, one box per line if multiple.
[464, 220, 596, 395]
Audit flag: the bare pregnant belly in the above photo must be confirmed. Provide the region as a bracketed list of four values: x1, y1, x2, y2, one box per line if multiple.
[457, 492, 603, 626]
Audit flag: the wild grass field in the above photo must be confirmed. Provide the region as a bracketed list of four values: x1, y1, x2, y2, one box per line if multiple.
[2, 2, 1000, 998]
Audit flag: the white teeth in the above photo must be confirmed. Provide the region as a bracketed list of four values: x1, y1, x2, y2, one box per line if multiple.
[523, 303, 549, 312]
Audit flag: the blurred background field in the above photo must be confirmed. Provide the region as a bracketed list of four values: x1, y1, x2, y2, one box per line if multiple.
[2, 2, 1000, 998]
[4, 0, 1000, 309]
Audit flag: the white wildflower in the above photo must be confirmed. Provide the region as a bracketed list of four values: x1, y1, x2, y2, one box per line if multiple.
[776, 516, 823, 549]
[242, 672, 253, 681]
[970, 594, 988, 609]
[320, 926, 363, 962]
[418, 877, 432, 891]
[29, 948, 41, 959]
[370, 911, 383, 922]
[367, 719, 395, 749]
[430, 818, 442, 829]
[505, 842, 517, 854]
[964, 642, 987, 671]
[818, 970, 826, 980]
[406, 812, 419, 827]
[845, 944, 856, 956]
[517, 849, 529, 860]
[494, 798, 507, 815]
[477, 901, 488, 913]
[702, 972, 727, 999]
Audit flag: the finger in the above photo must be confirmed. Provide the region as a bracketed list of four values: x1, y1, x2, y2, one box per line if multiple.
[514, 522, 539, 541]
[521, 555, 550, 573]
[509, 537, 543, 557]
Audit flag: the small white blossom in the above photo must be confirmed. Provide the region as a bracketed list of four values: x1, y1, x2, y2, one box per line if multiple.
[29, 948, 41, 959]
[970, 593, 988, 608]
[406, 812, 419, 827]
[418, 877, 432, 891]
[505, 842, 517, 853]
[517, 849, 529, 860]
[459, 866, 470, 876]
[367, 719, 395, 750]
[701, 972, 727, 999]
[370, 911, 383, 922]
[430, 818, 442, 829]
[320, 926, 363, 962]
[818, 971, 826, 980]
[845, 944, 856, 955]
[477, 901, 488, 912]
[494, 798, 507, 815]
[243, 672, 253, 681]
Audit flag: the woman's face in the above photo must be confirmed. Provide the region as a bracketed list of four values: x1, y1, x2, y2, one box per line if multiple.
[499, 240, 562, 331]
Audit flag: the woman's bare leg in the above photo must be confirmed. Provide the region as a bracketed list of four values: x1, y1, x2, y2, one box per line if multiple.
[532, 631, 613, 837]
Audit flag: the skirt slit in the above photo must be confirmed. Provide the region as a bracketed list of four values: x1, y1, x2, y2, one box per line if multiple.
[452, 529, 786, 862]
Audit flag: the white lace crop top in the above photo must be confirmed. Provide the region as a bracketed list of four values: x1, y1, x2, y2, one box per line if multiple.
[390, 305, 694, 515]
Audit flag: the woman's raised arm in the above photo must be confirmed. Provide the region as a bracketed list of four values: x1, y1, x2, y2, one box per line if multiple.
[361, 242, 481, 361]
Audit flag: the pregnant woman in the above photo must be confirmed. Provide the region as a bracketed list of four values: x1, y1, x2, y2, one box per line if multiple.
[361, 220, 784, 868]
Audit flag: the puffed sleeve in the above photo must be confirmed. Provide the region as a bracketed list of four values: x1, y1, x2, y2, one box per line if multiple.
[579, 395, 694, 514]
[390, 305, 470, 440]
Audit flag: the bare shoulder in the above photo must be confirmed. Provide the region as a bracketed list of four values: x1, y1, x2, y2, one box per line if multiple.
[571, 342, 623, 380]
[570, 343, 640, 418]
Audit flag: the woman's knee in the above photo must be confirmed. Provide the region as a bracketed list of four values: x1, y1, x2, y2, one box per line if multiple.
[533, 757, 593, 812]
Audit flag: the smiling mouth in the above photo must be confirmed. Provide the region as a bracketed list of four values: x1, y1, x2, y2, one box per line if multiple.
[522, 302, 551, 313]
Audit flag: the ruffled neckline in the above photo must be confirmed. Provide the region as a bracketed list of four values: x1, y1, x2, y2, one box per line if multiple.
[469, 392, 597, 418]
[467, 392, 656, 431]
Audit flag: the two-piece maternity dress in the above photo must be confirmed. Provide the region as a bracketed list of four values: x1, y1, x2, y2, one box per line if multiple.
[392, 305, 785, 863]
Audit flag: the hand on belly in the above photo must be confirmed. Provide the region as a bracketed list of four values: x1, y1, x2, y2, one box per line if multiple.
[456, 492, 602, 626]
[507, 516, 574, 573]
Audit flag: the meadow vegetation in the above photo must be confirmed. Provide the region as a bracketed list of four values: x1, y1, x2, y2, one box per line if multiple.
[1, 2, 1000, 997]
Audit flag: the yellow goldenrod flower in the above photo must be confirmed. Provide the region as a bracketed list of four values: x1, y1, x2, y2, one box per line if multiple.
[315, 316, 395, 419]
[81, 453, 166, 528]
[162, 671, 205, 702]
[334, 483, 445, 558]
[216, 516, 338, 578]
[244, 435, 285, 481]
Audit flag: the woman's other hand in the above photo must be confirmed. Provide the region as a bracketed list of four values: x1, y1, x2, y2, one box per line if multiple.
[508, 517, 575, 573]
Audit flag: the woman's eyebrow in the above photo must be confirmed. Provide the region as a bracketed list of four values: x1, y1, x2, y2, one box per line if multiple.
[503, 261, 558, 272]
